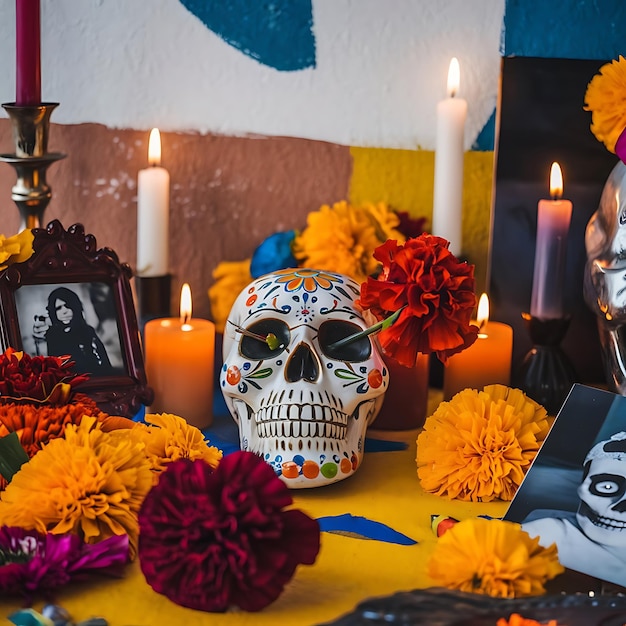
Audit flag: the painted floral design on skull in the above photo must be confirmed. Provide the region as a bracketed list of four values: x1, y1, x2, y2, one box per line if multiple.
[220, 269, 389, 488]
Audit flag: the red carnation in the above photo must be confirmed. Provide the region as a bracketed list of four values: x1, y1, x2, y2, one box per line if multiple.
[0, 348, 88, 405]
[138, 452, 320, 612]
[359, 234, 478, 366]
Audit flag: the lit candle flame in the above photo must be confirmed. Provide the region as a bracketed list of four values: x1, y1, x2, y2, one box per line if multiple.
[180, 283, 192, 326]
[549, 161, 563, 200]
[477, 292, 489, 332]
[447, 57, 460, 98]
[148, 128, 162, 166]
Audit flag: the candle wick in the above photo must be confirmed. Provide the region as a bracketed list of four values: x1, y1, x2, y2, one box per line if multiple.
[181, 312, 190, 325]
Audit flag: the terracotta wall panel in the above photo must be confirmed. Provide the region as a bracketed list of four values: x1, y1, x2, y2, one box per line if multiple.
[0, 120, 353, 319]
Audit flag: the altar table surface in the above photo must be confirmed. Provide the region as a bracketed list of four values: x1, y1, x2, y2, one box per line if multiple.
[0, 412, 510, 626]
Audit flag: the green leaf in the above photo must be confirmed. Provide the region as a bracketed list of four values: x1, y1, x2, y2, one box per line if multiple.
[334, 368, 362, 381]
[248, 368, 273, 379]
[0, 431, 29, 483]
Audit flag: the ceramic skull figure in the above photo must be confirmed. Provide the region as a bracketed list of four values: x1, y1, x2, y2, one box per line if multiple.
[584, 161, 626, 393]
[577, 431, 626, 547]
[220, 268, 389, 488]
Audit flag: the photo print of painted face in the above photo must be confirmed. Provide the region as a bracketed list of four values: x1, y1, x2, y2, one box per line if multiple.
[505, 384, 626, 587]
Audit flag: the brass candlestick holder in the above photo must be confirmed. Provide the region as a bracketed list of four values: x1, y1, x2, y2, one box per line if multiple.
[0, 102, 65, 231]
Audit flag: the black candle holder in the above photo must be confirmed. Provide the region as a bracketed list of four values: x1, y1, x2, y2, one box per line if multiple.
[135, 274, 172, 332]
[512, 313, 578, 415]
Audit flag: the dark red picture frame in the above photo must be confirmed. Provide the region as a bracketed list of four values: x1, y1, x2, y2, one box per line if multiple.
[0, 220, 153, 417]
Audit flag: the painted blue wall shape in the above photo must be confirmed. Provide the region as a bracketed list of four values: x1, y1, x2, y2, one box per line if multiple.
[179, 0, 316, 71]
[503, 0, 626, 60]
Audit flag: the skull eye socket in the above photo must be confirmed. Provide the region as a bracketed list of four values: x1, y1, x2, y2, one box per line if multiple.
[240, 319, 290, 359]
[318, 320, 372, 362]
[589, 473, 626, 498]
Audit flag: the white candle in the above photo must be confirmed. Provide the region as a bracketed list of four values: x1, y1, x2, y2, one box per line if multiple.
[530, 162, 573, 319]
[137, 128, 170, 277]
[432, 57, 468, 257]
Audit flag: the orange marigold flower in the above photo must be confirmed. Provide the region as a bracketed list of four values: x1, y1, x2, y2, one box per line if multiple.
[0, 229, 34, 271]
[131, 412, 222, 479]
[584, 55, 626, 153]
[0, 393, 109, 461]
[292, 200, 405, 283]
[416, 385, 551, 502]
[427, 518, 564, 599]
[0, 416, 152, 560]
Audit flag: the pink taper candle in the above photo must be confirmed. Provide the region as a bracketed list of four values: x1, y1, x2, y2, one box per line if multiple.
[530, 162, 573, 319]
[15, 0, 41, 105]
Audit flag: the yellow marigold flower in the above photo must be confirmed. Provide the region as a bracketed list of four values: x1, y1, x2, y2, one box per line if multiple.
[292, 201, 405, 283]
[427, 518, 564, 598]
[584, 55, 626, 152]
[0, 416, 152, 559]
[208, 258, 253, 333]
[0, 229, 34, 271]
[416, 385, 551, 502]
[132, 412, 222, 478]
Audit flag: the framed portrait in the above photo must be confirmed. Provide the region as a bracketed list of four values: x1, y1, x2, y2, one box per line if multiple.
[0, 220, 153, 417]
[505, 384, 626, 589]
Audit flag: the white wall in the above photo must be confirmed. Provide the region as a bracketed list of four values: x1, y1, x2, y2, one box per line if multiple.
[0, 0, 504, 149]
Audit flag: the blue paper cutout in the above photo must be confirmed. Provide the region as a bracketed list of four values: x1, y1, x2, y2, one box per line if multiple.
[318, 513, 417, 545]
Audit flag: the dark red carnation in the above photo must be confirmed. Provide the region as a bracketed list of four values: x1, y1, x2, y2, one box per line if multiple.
[0, 348, 88, 405]
[359, 234, 478, 366]
[138, 452, 320, 612]
[394, 210, 428, 239]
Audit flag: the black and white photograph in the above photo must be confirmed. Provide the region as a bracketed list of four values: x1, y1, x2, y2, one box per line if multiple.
[15, 281, 125, 376]
[505, 384, 626, 587]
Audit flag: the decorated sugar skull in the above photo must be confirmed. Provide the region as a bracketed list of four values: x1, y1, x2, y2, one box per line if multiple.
[220, 268, 389, 488]
[577, 431, 626, 547]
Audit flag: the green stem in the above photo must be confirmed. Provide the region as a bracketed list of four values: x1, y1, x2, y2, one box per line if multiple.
[329, 307, 404, 350]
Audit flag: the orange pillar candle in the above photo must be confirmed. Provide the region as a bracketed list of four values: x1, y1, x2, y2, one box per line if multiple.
[443, 293, 513, 400]
[145, 283, 215, 429]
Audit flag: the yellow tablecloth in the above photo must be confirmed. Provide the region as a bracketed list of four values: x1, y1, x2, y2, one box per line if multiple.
[0, 428, 508, 626]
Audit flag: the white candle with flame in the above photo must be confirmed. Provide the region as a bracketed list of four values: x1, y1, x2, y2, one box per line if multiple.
[137, 128, 170, 277]
[144, 283, 215, 429]
[432, 57, 468, 257]
[530, 162, 573, 319]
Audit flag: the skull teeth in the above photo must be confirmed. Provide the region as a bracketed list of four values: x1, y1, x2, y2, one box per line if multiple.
[256, 420, 346, 440]
[254, 404, 348, 440]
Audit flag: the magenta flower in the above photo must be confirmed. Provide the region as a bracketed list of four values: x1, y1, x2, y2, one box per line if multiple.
[138, 452, 321, 612]
[0, 527, 128, 603]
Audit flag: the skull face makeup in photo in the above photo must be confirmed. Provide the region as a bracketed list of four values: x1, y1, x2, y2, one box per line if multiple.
[220, 269, 389, 488]
[520, 428, 626, 587]
[577, 432, 626, 547]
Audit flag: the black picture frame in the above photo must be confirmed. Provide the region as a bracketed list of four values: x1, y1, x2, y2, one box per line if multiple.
[0, 220, 153, 417]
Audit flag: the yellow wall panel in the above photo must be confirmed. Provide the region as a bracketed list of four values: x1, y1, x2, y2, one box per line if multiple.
[349, 147, 494, 293]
